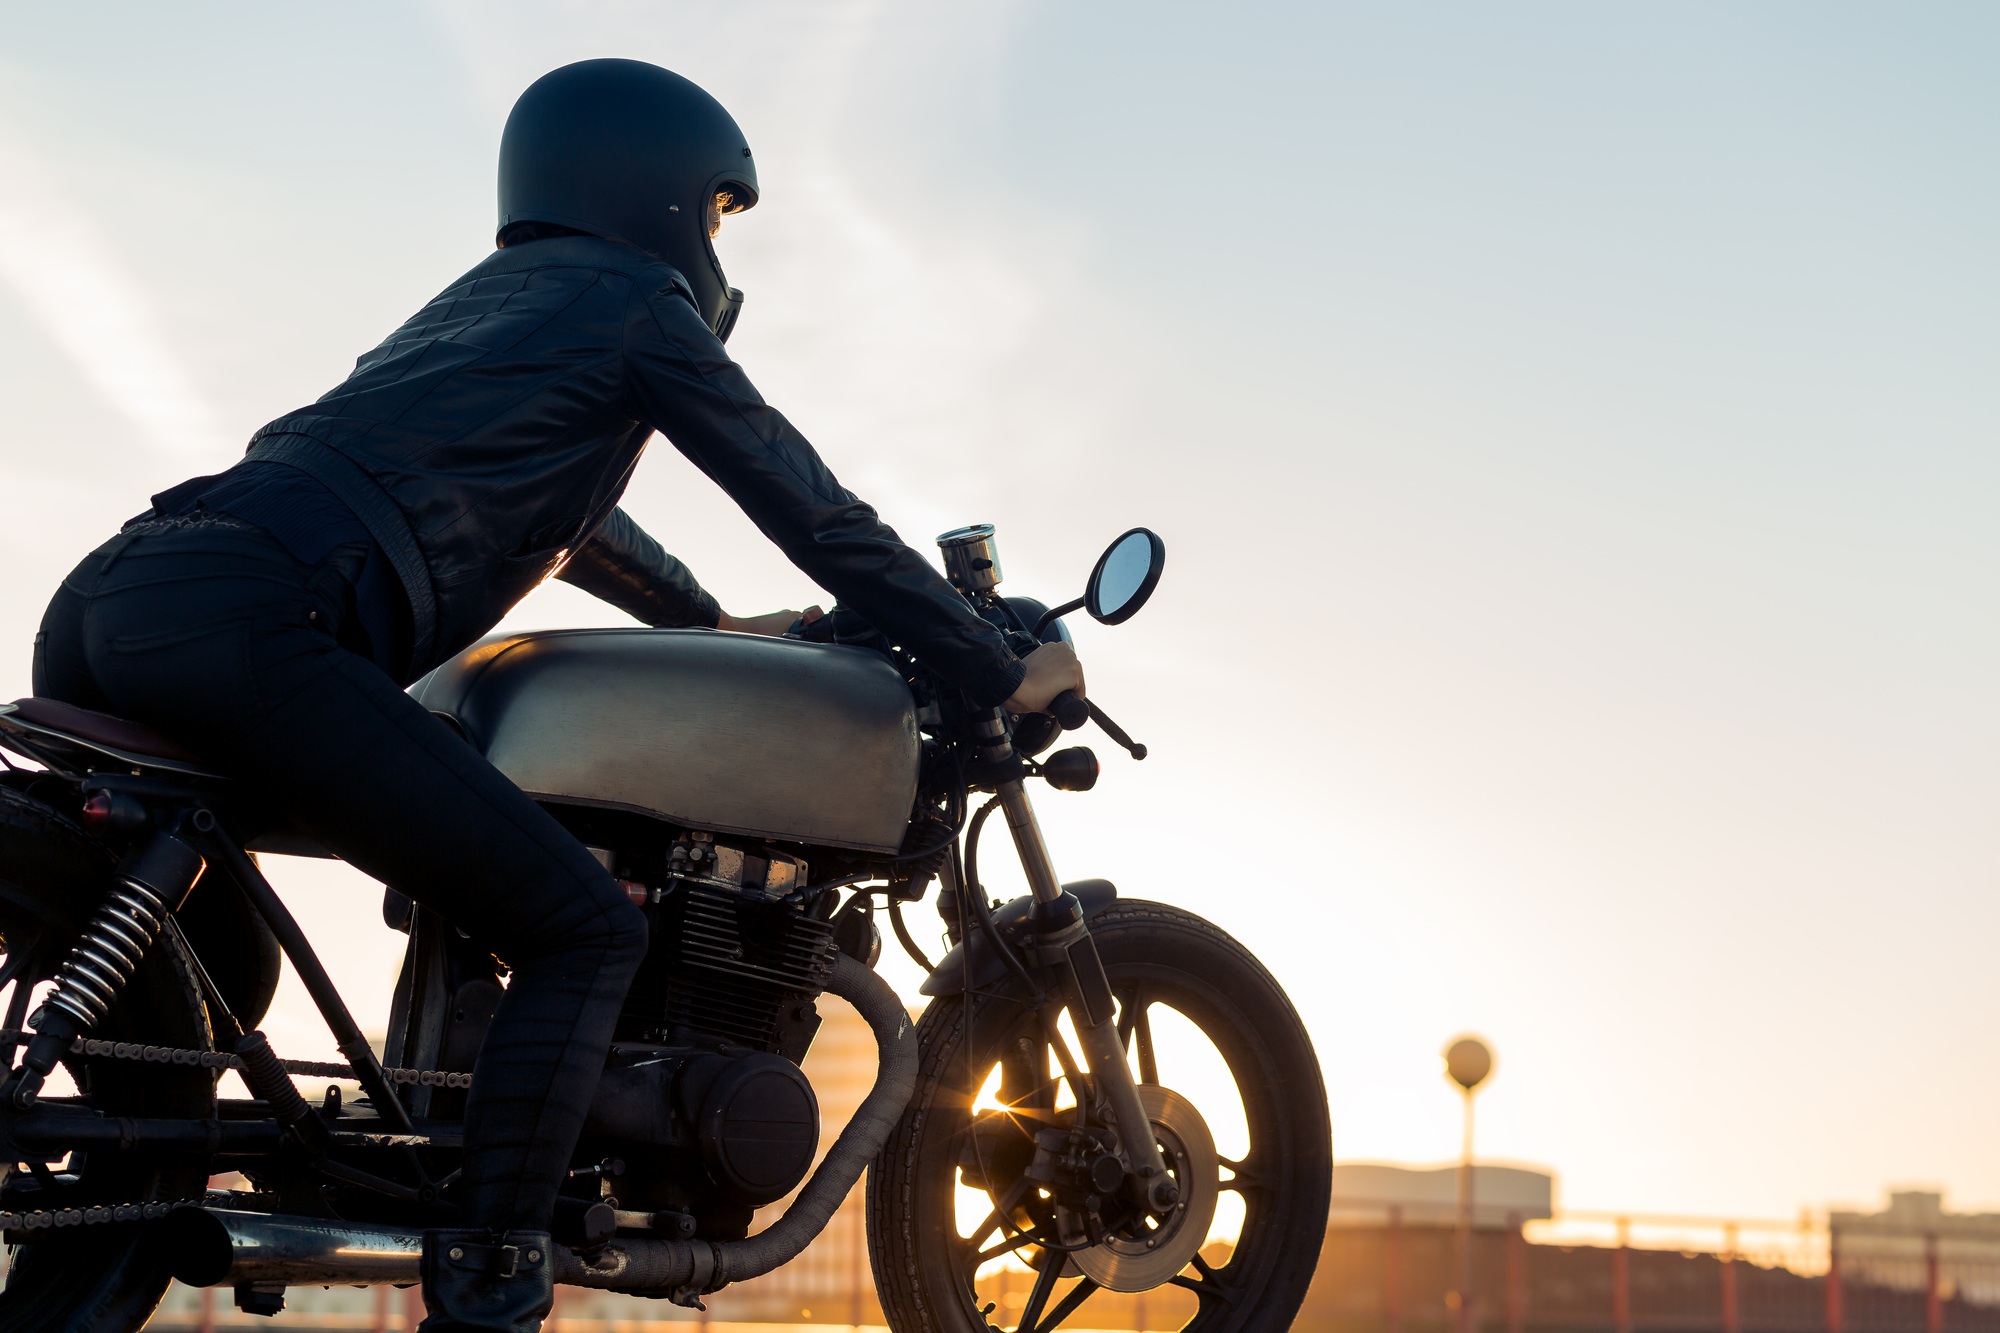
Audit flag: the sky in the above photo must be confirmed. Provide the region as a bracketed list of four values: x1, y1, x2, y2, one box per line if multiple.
[0, 1, 1996, 1225]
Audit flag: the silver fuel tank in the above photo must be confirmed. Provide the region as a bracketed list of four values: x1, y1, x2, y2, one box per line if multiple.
[412, 629, 921, 854]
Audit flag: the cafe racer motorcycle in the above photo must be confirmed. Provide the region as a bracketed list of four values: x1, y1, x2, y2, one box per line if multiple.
[0, 524, 1331, 1332]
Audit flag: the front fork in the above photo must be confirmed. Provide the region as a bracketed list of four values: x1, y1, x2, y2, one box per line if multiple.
[976, 712, 1179, 1215]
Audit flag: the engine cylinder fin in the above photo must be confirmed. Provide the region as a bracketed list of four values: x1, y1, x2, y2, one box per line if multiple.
[621, 880, 839, 1053]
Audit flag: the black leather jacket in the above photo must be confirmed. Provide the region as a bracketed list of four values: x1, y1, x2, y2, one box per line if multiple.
[242, 234, 1025, 705]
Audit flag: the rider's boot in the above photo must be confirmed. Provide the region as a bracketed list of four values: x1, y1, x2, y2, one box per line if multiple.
[418, 1229, 555, 1332]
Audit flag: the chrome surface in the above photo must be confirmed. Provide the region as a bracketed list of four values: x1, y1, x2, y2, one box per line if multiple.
[164, 1208, 425, 1287]
[997, 781, 1064, 905]
[38, 877, 172, 1029]
[936, 523, 1003, 595]
[413, 629, 921, 854]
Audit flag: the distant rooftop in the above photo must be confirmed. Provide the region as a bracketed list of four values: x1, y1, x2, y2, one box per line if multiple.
[1834, 1191, 2000, 1243]
[1329, 1162, 1555, 1229]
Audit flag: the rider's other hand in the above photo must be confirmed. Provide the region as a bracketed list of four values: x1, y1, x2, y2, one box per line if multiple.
[718, 606, 823, 636]
[1003, 642, 1085, 715]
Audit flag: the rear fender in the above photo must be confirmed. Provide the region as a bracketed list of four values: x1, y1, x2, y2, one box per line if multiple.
[919, 878, 1117, 999]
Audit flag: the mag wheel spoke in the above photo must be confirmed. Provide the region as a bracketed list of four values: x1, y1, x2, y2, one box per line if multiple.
[0, 944, 40, 995]
[1157, 1250, 1241, 1308]
[0, 942, 46, 1066]
[972, 1226, 1062, 1267]
[1116, 986, 1159, 1086]
[1169, 1270, 1239, 1306]
[1013, 1255, 1065, 1332]
[1027, 1275, 1101, 1332]
[1, 961, 35, 1029]
[1220, 1152, 1269, 1195]
[962, 1205, 1005, 1254]
[962, 1179, 1049, 1266]
[1035, 1014, 1093, 1111]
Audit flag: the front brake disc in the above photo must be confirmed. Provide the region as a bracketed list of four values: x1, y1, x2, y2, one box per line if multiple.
[1071, 1084, 1219, 1293]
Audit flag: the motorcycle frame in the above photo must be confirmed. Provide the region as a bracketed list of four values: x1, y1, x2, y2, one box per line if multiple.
[0, 674, 1177, 1232]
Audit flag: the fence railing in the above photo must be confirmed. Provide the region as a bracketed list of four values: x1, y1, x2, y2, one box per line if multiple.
[135, 1203, 2000, 1331]
[1305, 1205, 2000, 1333]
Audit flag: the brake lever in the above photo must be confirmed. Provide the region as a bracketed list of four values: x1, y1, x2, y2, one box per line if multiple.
[1048, 690, 1147, 761]
[1086, 700, 1147, 761]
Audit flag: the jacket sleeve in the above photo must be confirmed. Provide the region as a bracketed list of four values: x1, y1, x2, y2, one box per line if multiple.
[622, 280, 1026, 708]
[556, 506, 722, 630]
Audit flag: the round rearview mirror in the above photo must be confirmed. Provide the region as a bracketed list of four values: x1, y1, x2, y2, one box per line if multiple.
[1085, 528, 1165, 625]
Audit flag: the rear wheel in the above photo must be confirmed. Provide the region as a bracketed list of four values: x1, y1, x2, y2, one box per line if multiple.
[0, 786, 215, 1333]
[868, 899, 1331, 1332]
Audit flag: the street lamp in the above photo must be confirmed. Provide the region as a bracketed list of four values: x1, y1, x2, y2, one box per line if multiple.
[1444, 1036, 1495, 1333]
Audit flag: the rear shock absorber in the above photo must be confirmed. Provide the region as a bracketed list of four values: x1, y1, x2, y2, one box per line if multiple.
[3, 831, 205, 1109]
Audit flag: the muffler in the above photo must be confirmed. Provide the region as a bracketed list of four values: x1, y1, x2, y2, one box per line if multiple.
[163, 1207, 422, 1287]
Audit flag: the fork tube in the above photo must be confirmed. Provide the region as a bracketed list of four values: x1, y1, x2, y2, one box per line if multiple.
[996, 782, 1064, 904]
[973, 704, 1063, 908]
[989, 749, 1173, 1205]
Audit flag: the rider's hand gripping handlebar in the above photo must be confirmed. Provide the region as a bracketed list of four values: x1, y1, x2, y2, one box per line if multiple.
[1048, 689, 1089, 730]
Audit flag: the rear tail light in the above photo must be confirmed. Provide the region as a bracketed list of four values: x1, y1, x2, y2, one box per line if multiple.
[79, 792, 113, 834]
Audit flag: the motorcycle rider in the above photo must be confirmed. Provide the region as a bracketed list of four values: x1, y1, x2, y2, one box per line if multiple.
[31, 59, 1081, 1332]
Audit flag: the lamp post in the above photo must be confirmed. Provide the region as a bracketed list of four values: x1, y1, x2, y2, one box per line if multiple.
[1445, 1036, 1495, 1333]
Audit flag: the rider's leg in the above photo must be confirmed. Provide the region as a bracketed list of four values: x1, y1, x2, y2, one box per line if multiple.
[39, 522, 646, 1264]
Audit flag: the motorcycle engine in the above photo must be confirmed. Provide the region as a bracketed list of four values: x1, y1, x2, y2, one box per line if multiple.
[586, 1047, 819, 1208]
[583, 830, 840, 1233]
[609, 831, 836, 1058]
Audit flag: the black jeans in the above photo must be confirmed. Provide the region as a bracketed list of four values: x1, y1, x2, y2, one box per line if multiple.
[33, 516, 648, 1233]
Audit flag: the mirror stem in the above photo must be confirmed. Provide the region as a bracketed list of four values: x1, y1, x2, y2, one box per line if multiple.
[1032, 597, 1086, 639]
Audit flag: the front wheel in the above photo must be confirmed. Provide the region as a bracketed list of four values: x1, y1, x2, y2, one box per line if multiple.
[868, 898, 1331, 1333]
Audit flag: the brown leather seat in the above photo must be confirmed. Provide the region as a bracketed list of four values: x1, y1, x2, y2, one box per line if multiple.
[4, 697, 203, 765]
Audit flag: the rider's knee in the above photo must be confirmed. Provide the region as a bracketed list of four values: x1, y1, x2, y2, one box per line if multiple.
[599, 893, 649, 967]
[516, 862, 648, 969]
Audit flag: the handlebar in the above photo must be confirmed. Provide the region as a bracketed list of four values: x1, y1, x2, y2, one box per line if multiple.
[1049, 690, 1090, 730]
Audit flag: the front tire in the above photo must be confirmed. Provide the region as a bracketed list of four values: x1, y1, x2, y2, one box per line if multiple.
[867, 898, 1331, 1333]
[0, 786, 215, 1333]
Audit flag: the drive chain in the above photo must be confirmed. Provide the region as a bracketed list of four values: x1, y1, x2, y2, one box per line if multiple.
[0, 1033, 462, 1235]
[0, 1029, 471, 1090]
[2, 1197, 192, 1233]
[0, 1190, 278, 1234]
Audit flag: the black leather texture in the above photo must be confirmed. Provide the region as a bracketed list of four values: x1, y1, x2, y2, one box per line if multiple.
[240, 233, 1024, 705]
[420, 1229, 554, 1331]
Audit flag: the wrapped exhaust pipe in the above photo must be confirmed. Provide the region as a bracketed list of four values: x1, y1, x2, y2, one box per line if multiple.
[163, 1207, 423, 1287]
[556, 952, 917, 1298]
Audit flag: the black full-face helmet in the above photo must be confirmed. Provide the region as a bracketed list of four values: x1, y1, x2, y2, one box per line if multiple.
[498, 59, 760, 340]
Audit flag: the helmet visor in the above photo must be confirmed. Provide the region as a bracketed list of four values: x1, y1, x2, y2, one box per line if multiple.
[706, 186, 753, 239]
